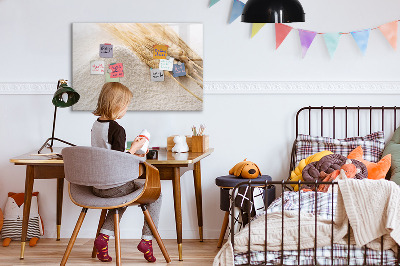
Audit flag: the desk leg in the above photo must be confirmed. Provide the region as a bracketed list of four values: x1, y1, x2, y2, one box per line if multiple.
[172, 167, 183, 261]
[20, 165, 35, 259]
[56, 178, 64, 241]
[193, 161, 203, 242]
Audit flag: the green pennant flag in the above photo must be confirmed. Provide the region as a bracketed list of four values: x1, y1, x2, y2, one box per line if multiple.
[323, 33, 341, 58]
[209, 0, 220, 7]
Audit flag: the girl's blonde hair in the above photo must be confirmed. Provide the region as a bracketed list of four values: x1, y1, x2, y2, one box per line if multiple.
[93, 82, 133, 120]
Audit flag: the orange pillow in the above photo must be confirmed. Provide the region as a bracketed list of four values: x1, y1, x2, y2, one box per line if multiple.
[347, 146, 391, 180]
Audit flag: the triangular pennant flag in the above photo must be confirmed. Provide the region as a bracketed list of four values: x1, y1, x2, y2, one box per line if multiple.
[251, 23, 266, 38]
[229, 0, 245, 24]
[298, 29, 317, 58]
[351, 29, 370, 55]
[378, 21, 398, 50]
[209, 0, 220, 7]
[323, 33, 341, 58]
[275, 23, 293, 49]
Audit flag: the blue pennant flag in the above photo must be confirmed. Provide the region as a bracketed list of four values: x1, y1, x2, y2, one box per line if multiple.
[351, 29, 371, 55]
[229, 0, 245, 24]
[209, 0, 221, 7]
[323, 33, 341, 58]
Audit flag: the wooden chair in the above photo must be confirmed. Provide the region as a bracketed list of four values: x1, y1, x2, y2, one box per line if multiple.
[60, 146, 171, 265]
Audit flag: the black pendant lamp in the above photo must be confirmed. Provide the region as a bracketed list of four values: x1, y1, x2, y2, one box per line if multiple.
[242, 0, 305, 23]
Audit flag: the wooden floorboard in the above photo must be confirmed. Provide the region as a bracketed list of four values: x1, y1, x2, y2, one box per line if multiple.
[0, 239, 222, 265]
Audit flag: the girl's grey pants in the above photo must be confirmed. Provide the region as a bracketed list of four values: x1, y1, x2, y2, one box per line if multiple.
[92, 179, 162, 240]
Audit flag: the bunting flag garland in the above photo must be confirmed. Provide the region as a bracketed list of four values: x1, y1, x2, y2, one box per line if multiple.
[251, 23, 266, 38]
[298, 29, 317, 58]
[378, 21, 398, 50]
[275, 23, 293, 49]
[209, 0, 220, 8]
[351, 29, 370, 55]
[323, 33, 341, 58]
[208, 5, 400, 57]
[229, 0, 245, 24]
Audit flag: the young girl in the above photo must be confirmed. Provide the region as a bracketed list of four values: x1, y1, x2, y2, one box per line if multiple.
[91, 82, 162, 263]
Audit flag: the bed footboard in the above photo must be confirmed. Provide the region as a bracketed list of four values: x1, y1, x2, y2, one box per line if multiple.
[230, 180, 400, 266]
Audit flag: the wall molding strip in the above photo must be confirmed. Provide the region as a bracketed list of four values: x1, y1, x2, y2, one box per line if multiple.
[0, 83, 56, 94]
[204, 81, 400, 94]
[0, 81, 399, 95]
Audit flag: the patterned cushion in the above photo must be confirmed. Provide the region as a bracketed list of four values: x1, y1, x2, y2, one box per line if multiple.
[295, 131, 385, 166]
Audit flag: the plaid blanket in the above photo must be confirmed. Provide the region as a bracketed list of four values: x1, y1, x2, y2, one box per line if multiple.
[235, 244, 397, 265]
[266, 190, 336, 220]
[234, 191, 397, 265]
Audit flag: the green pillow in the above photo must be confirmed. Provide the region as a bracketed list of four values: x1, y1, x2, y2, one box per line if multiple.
[382, 126, 400, 184]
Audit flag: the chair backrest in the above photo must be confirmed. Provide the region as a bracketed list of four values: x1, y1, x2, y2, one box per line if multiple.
[62, 146, 145, 188]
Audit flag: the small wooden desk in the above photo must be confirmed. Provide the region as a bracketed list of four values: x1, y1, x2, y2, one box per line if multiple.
[10, 147, 213, 261]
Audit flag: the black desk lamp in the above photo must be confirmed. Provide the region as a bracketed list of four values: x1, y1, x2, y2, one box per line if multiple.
[241, 0, 305, 23]
[38, 79, 80, 154]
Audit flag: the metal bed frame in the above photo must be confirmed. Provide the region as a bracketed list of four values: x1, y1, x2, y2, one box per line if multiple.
[230, 106, 400, 266]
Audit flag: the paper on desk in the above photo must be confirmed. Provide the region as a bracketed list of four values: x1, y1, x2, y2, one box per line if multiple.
[31, 153, 63, 159]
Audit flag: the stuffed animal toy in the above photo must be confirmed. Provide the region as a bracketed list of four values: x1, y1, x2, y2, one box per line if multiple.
[229, 159, 261, 179]
[172, 135, 189, 153]
[1, 192, 44, 247]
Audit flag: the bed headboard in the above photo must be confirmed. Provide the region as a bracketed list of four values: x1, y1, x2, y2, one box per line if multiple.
[295, 106, 400, 138]
[290, 106, 400, 179]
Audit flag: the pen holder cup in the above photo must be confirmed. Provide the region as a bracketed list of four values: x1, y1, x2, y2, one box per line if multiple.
[146, 150, 158, 160]
[191, 135, 209, 153]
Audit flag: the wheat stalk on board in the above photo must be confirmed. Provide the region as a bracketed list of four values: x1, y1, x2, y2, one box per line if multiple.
[101, 23, 203, 102]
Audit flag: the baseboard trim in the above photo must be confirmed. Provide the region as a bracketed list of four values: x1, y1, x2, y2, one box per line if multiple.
[1, 81, 399, 95]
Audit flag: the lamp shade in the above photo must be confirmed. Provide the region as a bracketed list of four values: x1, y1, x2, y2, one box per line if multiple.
[241, 0, 305, 23]
[52, 84, 80, 108]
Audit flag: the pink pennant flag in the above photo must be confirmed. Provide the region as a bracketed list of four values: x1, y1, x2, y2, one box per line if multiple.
[378, 21, 398, 50]
[298, 29, 317, 58]
[275, 23, 293, 49]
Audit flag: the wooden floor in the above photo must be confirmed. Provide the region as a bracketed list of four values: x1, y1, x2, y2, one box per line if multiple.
[0, 239, 221, 265]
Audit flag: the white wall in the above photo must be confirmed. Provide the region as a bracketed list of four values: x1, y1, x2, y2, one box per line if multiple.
[1, 0, 400, 240]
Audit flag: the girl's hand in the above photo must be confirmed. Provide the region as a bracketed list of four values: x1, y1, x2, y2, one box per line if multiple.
[129, 137, 147, 155]
[134, 148, 149, 157]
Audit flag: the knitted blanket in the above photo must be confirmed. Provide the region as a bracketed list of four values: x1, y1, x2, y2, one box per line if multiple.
[213, 179, 400, 266]
[335, 178, 399, 251]
[213, 211, 341, 266]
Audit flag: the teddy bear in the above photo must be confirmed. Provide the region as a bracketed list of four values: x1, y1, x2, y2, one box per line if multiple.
[229, 159, 261, 179]
[1, 192, 44, 247]
[172, 135, 189, 153]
